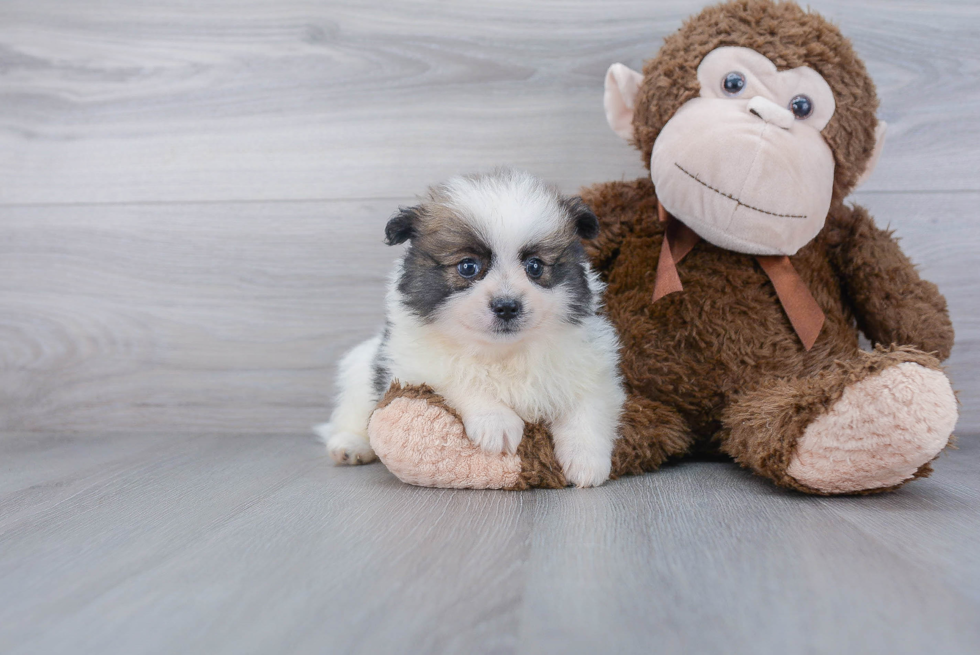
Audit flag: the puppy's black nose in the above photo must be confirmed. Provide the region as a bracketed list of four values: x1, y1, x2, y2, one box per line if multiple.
[491, 297, 522, 321]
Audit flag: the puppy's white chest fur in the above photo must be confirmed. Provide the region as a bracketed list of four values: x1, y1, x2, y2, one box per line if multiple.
[385, 306, 618, 424]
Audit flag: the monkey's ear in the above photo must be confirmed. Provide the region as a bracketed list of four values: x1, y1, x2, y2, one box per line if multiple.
[384, 206, 420, 245]
[854, 121, 887, 188]
[565, 197, 600, 240]
[604, 63, 644, 141]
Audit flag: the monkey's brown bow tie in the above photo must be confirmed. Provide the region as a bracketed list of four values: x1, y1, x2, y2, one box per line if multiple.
[653, 200, 826, 351]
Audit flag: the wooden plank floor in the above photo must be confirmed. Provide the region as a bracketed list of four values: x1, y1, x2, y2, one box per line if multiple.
[1, 1, 978, 653]
[1, 431, 978, 655]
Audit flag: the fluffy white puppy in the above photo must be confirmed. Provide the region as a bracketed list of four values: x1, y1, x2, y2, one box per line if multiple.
[317, 169, 625, 487]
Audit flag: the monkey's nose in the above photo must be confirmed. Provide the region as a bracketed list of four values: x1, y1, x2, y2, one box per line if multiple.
[747, 96, 794, 130]
[491, 297, 522, 321]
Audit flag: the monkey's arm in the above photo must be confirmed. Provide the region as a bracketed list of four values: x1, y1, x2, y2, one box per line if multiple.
[580, 177, 659, 275]
[828, 204, 954, 360]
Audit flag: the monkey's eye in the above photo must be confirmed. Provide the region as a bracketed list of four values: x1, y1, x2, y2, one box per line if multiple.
[457, 258, 481, 279]
[790, 94, 813, 119]
[722, 71, 746, 96]
[525, 258, 544, 279]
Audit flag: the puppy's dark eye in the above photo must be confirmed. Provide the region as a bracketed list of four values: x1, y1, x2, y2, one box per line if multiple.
[525, 258, 544, 279]
[722, 71, 746, 96]
[789, 94, 813, 119]
[456, 258, 481, 279]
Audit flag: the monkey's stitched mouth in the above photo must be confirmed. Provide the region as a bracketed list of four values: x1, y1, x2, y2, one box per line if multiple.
[674, 163, 806, 220]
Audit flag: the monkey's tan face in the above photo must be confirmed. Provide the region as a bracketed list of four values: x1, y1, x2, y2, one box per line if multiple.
[650, 47, 837, 256]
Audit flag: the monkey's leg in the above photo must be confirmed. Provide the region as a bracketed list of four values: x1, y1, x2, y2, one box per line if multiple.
[368, 383, 693, 489]
[609, 393, 695, 479]
[517, 391, 693, 488]
[721, 347, 957, 495]
[367, 383, 526, 489]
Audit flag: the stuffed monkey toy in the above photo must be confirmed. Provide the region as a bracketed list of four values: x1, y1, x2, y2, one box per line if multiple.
[364, 0, 958, 494]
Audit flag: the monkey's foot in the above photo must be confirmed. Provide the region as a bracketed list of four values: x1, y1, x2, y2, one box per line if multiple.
[787, 363, 957, 493]
[368, 388, 522, 489]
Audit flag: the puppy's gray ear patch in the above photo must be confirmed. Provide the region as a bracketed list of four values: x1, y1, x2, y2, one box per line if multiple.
[385, 206, 420, 245]
[565, 197, 600, 240]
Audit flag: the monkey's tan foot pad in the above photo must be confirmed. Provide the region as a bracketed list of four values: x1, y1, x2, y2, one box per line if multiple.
[368, 395, 522, 489]
[787, 363, 957, 494]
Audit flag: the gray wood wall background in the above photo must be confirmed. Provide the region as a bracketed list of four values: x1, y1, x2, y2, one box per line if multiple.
[1, 0, 977, 436]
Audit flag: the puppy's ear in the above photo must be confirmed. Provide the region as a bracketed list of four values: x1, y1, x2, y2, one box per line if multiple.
[565, 197, 600, 240]
[384, 206, 420, 245]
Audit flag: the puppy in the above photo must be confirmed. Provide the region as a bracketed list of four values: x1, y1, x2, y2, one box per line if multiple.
[317, 169, 625, 487]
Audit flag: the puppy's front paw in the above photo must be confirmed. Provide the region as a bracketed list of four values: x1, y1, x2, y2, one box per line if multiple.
[326, 430, 377, 466]
[462, 408, 525, 454]
[560, 450, 612, 488]
[552, 425, 613, 488]
[563, 453, 612, 488]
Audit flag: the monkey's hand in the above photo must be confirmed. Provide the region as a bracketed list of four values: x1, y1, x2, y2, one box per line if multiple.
[829, 204, 954, 360]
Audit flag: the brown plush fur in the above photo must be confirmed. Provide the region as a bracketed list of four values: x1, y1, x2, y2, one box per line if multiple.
[632, 0, 879, 205]
[610, 395, 694, 479]
[578, 174, 952, 492]
[721, 346, 945, 493]
[511, 424, 568, 490]
[377, 381, 458, 416]
[564, 1, 953, 494]
[372, 0, 955, 494]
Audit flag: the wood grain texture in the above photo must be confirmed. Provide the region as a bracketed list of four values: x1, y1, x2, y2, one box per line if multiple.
[0, 0, 978, 205]
[0, 199, 398, 433]
[0, 1, 976, 432]
[1, 3, 977, 652]
[0, 431, 977, 654]
[1, 192, 976, 434]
